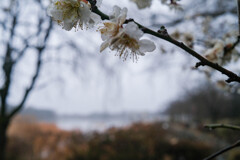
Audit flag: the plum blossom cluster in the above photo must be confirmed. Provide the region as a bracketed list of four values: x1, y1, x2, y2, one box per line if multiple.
[100, 6, 156, 61]
[47, 0, 101, 30]
[204, 39, 239, 66]
[47, 0, 156, 61]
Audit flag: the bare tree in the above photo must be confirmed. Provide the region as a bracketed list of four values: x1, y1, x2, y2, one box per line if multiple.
[0, 0, 53, 159]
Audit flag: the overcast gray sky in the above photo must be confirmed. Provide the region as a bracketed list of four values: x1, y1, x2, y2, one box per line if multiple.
[3, 0, 238, 115]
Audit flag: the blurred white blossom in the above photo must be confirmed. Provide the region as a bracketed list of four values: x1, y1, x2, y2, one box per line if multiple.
[100, 6, 156, 61]
[204, 38, 240, 66]
[204, 40, 224, 64]
[130, 0, 152, 9]
[47, 0, 101, 31]
[160, 0, 183, 11]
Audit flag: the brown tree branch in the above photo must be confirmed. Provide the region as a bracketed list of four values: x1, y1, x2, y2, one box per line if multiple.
[91, 6, 240, 83]
[140, 25, 240, 83]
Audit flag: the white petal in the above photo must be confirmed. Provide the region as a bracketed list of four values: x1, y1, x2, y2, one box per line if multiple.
[110, 5, 121, 20]
[63, 21, 74, 31]
[89, 12, 101, 24]
[101, 34, 109, 41]
[48, 6, 64, 20]
[100, 40, 110, 52]
[139, 39, 156, 53]
[124, 22, 143, 40]
[118, 7, 128, 25]
[62, 13, 78, 30]
[79, 2, 92, 21]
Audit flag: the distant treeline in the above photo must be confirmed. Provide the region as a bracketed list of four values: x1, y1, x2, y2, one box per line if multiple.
[165, 83, 240, 122]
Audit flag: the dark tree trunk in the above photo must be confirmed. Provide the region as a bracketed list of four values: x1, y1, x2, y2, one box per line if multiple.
[0, 116, 9, 160]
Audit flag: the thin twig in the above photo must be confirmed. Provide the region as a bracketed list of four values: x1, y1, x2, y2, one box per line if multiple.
[204, 124, 240, 131]
[203, 140, 240, 160]
[224, 36, 240, 55]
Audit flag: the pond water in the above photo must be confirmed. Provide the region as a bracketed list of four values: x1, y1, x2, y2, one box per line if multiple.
[55, 114, 168, 133]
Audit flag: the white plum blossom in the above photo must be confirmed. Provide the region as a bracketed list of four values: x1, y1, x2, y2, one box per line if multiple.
[130, 0, 152, 9]
[100, 6, 127, 48]
[47, 0, 101, 31]
[100, 6, 156, 61]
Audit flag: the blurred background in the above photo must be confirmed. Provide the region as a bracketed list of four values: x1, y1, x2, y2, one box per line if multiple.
[1, 0, 240, 160]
